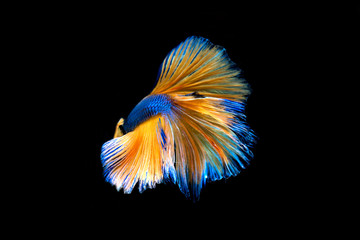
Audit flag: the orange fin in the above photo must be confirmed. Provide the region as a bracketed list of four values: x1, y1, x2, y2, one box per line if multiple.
[101, 115, 175, 193]
[151, 36, 250, 101]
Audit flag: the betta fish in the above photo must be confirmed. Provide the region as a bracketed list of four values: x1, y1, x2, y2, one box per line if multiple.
[101, 36, 256, 201]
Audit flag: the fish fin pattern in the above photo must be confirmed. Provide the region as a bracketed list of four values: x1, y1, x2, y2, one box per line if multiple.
[164, 94, 256, 200]
[151, 36, 250, 101]
[101, 115, 176, 194]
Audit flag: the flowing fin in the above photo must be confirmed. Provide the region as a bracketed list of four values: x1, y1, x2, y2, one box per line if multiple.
[165, 94, 256, 200]
[151, 36, 250, 101]
[101, 115, 176, 193]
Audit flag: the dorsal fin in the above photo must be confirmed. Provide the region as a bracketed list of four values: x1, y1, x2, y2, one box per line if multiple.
[151, 36, 250, 101]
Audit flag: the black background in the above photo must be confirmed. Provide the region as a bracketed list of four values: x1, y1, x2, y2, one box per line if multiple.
[77, 6, 294, 213]
[47, 3, 359, 228]
[83, 6, 292, 216]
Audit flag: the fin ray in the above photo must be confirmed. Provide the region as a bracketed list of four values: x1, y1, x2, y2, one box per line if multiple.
[163, 94, 256, 200]
[151, 36, 250, 101]
[101, 115, 176, 193]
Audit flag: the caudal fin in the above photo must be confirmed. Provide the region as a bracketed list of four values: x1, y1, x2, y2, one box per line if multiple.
[164, 94, 256, 200]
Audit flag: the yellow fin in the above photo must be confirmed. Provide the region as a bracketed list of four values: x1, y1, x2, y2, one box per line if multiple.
[101, 115, 175, 193]
[151, 36, 250, 101]
[113, 118, 124, 138]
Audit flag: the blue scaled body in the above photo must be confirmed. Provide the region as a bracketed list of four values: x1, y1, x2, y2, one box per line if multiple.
[123, 94, 173, 133]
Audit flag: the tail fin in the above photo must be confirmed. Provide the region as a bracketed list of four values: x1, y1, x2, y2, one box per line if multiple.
[151, 36, 250, 101]
[166, 94, 256, 200]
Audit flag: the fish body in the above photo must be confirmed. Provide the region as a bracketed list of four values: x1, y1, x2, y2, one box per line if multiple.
[101, 36, 256, 200]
